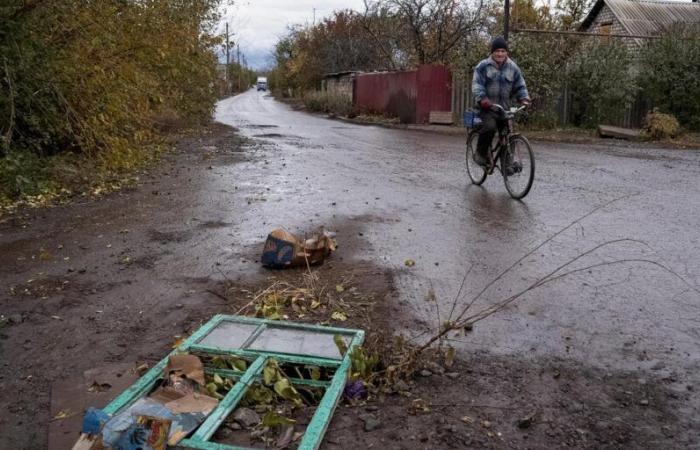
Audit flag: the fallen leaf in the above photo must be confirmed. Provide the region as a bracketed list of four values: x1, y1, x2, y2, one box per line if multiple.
[172, 336, 186, 348]
[335, 285, 345, 293]
[404, 259, 415, 267]
[461, 415, 474, 424]
[331, 311, 347, 322]
[53, 410, 70, 420]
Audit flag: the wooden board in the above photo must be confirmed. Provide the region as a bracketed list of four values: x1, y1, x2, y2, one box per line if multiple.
[429, 111, 454, 125]
[598, 124, 641, 140]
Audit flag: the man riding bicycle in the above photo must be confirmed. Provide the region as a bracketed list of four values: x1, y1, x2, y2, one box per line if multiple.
[472, 37, 530, 173]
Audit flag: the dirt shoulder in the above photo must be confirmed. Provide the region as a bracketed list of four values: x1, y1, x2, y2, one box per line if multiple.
[0, 122, 694, 449]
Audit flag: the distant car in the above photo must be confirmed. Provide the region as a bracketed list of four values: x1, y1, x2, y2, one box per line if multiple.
[256, 76, 267, 91]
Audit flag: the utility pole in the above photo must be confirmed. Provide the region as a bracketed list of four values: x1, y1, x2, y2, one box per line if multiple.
[225, 23, 230, 94]
[504, 0, 510, 41]
[236, 43, 241, 92]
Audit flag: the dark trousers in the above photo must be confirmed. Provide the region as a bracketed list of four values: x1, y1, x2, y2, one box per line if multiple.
[476, 110, 507, 157]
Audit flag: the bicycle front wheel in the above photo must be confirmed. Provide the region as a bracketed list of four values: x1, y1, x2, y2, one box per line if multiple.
[465, 131, 487, 185]
[502, 136, 535, 199]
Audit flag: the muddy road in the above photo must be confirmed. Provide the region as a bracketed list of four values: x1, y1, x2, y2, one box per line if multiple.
[1, 88, 699, 448]
[217, 90, 700, 375]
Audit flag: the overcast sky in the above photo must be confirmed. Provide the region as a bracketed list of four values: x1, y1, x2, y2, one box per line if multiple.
[218, 0, 367, 70]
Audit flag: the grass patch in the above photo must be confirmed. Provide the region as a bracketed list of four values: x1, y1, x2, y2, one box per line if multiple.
[0, 136, 173, 215]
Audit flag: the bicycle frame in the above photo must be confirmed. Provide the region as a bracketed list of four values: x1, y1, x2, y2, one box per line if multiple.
[486, 104, 526, 174]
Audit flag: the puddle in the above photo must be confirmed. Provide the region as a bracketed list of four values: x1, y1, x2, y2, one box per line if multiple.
[253, 133, 284, 138]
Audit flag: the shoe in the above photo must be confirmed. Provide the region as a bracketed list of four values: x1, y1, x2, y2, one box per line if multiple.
[473, 149, 489, 167]
[505, 161, 522, 176]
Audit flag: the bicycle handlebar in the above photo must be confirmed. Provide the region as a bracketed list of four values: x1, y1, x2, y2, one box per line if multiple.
[491, 104, 528, 114]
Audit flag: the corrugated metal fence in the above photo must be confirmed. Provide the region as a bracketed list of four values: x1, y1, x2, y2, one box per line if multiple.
[354, 65, 452, 124]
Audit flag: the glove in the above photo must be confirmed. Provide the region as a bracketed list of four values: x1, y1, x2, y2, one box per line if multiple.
[479, 97, 492, 110]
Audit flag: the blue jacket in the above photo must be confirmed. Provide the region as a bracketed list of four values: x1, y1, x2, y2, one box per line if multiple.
[472, 56, 529, 110]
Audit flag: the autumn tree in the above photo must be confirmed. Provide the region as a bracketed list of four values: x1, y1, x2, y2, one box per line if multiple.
[0, 0, 223, 202]
[364, 0, 484, 65]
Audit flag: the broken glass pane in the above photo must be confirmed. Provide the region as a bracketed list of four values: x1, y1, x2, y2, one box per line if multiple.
[247, 327, 351, 359]
[196, 321, 259, 350]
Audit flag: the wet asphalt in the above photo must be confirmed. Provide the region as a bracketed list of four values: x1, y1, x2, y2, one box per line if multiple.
[215, 90, 700, 400]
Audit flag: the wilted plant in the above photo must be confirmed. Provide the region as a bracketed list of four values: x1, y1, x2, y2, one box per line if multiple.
[642, 109, 681, 140]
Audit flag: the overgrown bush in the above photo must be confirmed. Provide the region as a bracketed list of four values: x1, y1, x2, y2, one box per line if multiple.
[642, 109, 680, 140]
[638, 29, 700, 131]
[302, 91, 354, 117]
[566, 39, 638, 127]
[0, 1, 222, 204]
[509, 35, 578, 128]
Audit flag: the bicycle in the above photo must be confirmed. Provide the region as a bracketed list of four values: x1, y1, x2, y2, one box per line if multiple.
[464, 104, 535, 199]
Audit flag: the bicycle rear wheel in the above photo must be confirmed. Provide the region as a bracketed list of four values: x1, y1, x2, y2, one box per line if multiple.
[465, 131, 487, 185]
[502, 135, 535, 199]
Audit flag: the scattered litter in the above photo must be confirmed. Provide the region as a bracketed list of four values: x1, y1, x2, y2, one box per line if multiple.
[81, 407, 109, 434]
[261, 227, 337, 268]
[75, 315, 364, 449]
[74, 354, 219, 449]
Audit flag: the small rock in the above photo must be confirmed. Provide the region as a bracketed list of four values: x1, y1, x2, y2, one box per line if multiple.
[361, 416, 382, 432]
[365, 405, 379, 412]
[517, 415, 533, 429]
[639, 399, 649, 406]
[250, 428, 266, 439]
[651, 361, 666, 371]
[393, 380, 410, 392]
[226, 421, 242, 430]
[9, 314, 23, 325]
[481, 420, 492, 429]
[217, 427, 233, 439]
[232, 407, 260, 428]
[276, 424, 295, 448]
[441, 424, 457, 433]
[419, 369, 433, 377]
[446, 372, 460, 379]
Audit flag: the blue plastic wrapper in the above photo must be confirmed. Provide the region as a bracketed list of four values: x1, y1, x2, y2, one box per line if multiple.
[343, 380, 367, 400]
[82, 407, 110, 434]
[113, 423, 150, 450]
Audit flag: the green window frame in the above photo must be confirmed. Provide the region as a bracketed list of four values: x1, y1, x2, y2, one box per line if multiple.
[102, 314, 364, 450]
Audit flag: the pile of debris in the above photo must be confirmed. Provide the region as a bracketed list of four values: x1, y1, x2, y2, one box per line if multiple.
[73, 355, 219, 450]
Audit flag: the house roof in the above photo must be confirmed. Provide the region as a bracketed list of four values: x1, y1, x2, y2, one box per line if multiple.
[322, 70, 360, 79]
[580, 0, 700, 35]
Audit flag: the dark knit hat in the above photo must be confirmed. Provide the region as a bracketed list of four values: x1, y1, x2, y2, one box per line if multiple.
[490, 36, 508, 53]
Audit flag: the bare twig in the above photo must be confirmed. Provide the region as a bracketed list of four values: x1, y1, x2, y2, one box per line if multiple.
[447, 263, 473, 323]
[454, 193, 639, 324]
